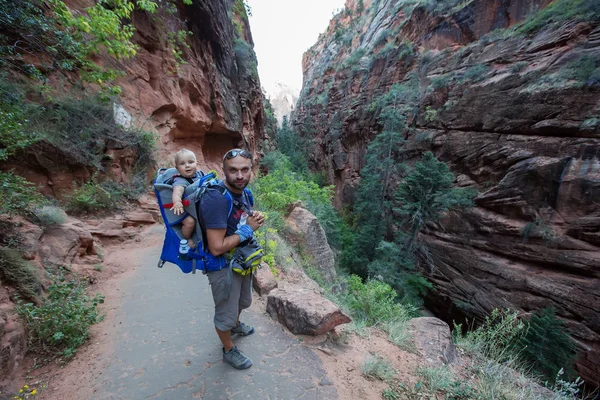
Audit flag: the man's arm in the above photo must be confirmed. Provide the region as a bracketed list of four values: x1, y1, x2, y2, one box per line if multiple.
[206, 228, 242, 256]
[205, 213, 265, 256]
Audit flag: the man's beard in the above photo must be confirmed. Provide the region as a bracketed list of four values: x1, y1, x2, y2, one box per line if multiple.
[226, 177, 248, 191]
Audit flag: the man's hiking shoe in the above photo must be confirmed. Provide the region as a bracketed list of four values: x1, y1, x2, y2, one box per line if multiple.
[223, 346, 252, 369]
[231, 322, 255, 336]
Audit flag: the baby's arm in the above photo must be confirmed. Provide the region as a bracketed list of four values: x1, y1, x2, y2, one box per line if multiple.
[171, 185, 185, 215]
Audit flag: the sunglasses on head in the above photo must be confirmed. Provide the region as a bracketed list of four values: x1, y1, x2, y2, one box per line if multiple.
[223, 149, 252, 161]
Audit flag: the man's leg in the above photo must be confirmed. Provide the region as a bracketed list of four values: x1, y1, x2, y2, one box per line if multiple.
[208, 269, 252, 369]
[231, 273, 255, 336]
[216, 328, 234, 352]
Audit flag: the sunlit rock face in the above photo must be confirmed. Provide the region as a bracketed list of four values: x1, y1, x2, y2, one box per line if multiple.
[267, 81, 299, 125]
[119, 1, 266, 172]
[294, 0, 600, 385]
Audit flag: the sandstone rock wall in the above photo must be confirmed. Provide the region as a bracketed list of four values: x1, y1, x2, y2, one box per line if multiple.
[120, 0, 267, 172]
[293, 0, 600, 385]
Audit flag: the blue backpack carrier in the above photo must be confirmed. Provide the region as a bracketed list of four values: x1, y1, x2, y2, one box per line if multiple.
[153, 167, 253, 274]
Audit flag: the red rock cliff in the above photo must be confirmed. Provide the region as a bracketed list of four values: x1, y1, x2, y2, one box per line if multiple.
[293, 0, 600, 385]
[119, 0, 267, 171]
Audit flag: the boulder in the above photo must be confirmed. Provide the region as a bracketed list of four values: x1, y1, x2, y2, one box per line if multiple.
[285, 207, 336, 284]
[253, 262, 277, 296]
[266, 287, 351, 335]
[0, 286, 26, 384]
[39, 218, 97, 265]
[409, 317, 458, 366]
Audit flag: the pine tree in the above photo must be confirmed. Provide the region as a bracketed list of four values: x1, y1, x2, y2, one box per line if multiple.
[395, 151, 477, 251]
[518, 307, 577, 382]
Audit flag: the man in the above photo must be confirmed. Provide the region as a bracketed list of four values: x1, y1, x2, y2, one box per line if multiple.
[199, 148, 265, 369]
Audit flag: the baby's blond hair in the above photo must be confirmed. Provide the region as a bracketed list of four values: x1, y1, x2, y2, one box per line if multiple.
[174, 148, 196, 165]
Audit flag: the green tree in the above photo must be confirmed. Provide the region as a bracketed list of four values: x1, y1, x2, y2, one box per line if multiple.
[518, 307, 577, 382]
[277, 116, 310, 175]
[343, 82, 416, 276]
[395, 151, 477, 251]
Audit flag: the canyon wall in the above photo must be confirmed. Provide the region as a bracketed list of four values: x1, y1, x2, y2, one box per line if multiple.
[293, 0, 600, 385]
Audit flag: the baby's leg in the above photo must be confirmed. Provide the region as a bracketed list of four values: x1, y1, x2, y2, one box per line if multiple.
[182, 215, 196, 241]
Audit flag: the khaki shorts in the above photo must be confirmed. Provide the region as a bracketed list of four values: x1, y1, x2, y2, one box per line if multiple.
[206, 267, 253, 332]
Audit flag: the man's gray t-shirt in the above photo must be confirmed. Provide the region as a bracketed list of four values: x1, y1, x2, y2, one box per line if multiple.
[199, 183, 253, 236]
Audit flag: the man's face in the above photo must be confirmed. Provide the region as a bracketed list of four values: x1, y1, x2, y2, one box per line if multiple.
[223, 156, 252, 193]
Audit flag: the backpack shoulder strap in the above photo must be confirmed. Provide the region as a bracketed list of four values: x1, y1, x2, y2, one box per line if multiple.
[206, 183, 234, 217]
[244, 188, 254, 208]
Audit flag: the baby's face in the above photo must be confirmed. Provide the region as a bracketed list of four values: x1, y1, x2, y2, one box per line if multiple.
[176, 153, 198, 178]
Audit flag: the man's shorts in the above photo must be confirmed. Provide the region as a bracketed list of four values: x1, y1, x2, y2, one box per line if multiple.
[206, 267, 253, 332]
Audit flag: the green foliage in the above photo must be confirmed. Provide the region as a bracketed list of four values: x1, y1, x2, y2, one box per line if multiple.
[429, 74, 451, 90]
[511, 61, 529, 74]
[516, 0, 600, 35]
[345, 275, 417, 326]
[0, 81, 40, 161]
[0, 171, 48, 216]
[454, 308, 526, 362]
[27, 95, 156, 171]
[362, 354, 395, 381]
[166, 29, 193, 70]
[16, 277, 104, 359]
[520, 217, 561, 244]
[233, 38, 259, 80]
[254, 151, 346, 249]
[30, 205, 67, 227]
[398, 40, 416, 61]
[255, 227, 278, 270]
[424, 105, 438, 122]
[344, 81, 418, 275]
[263, 97, 277, 140]
[67, 179, 114, 213]
[342, 48, 367, 70]
[517, 307, 577, 382]
[275, 117, 310, 174]
[461, 64, 489, 82]
[395, 152, 477, 249]
[367, 240, 433, 305]
[0, 247, 42, 300]
[232, 0, 252, 19]
[416, 365, 455, 392]
[0, 0, 193, 95]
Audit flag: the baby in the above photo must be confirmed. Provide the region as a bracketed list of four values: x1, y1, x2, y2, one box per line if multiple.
[170, 148, 202, 246]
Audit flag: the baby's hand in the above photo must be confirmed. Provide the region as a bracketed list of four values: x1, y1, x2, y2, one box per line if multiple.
[171, 201, 184, 215]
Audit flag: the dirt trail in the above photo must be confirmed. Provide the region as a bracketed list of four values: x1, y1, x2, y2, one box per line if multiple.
[22, 224, 419, 400]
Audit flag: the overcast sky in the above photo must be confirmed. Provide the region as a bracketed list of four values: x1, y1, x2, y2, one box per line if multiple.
[246, 0, 346, 96]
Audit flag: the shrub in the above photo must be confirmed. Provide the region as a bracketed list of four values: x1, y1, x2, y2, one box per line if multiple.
[67, 179, 114, 213]
[15, 278, 104, 359]
[416, 365, 455, 392]
[454, 308, 526, 362]
[516, 0, 600, 35]
[345, 275, 416, 325]
[430, 74, 451, 90]
[29, 96, 156, 171]
[517, 307, 577, 382]
[511, 61, 528, 73]
[462, 64, 489, 82]
[362, 354, 395, 381]
[30, 205, 67, 227]
[0, 247, 42, 300]
[233, 38, 258, 79]
[0, 171, 48, 216]
[424, 105, 438, 122]
[343, 48, 367, 69]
